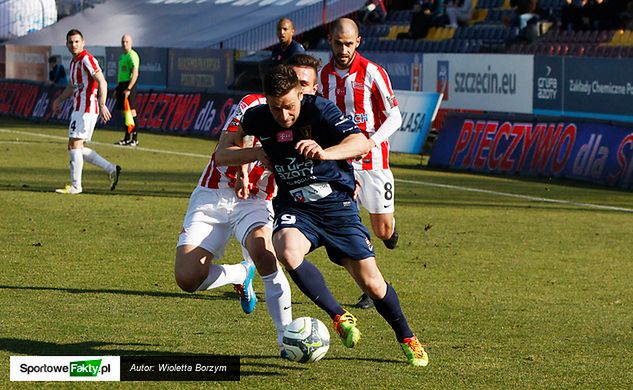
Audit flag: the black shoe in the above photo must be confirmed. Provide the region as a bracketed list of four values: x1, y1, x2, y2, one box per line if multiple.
[383, 227, 399, 250]
[109, 165, 121, 191]
[353, 293, 374, 309]
[116, 139, 130, 145]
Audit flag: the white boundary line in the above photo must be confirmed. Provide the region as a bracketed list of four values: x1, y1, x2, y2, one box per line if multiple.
[395, 179, 633, 213]
[0, 128, 210, 159]
[2, 128, 631, 213]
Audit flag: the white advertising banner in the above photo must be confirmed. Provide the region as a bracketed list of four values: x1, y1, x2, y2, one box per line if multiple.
[390, 90, 442, 154]
[422, 54, 534, 114]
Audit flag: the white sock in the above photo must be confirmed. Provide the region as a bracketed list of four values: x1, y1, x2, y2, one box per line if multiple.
[69, 149, 83, 190]
[82, 147, 115, 174]
[196, 263, 246, 291]
[261, 266, 293, 345]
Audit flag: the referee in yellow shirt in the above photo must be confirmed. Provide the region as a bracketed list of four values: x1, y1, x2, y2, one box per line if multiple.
[115, 33, 140, 146]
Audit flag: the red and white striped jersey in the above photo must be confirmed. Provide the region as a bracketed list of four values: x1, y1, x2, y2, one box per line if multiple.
[198, 94, 276, 200]
[69, 49, 102, 114]
[319, 53, 398, 171]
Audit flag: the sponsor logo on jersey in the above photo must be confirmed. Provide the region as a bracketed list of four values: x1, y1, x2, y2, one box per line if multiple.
[351, 81, 364, 90]
[346, 113, 368, 124]
[277, 130, 293, 142]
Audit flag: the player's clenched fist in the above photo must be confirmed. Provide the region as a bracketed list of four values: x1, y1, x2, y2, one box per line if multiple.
[295, 139, 326, 160]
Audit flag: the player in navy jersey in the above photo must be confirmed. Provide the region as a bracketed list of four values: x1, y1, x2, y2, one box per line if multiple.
[217, 65, 428, 366]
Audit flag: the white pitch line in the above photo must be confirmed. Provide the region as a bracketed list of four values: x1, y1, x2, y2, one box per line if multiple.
[396, 178, 633, 213]
[2, 127, 630, 213]
[0, 128, 210, 159]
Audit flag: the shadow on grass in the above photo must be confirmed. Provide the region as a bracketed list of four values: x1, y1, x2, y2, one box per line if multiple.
[0, 284, 234, 301]
[242, 354, 402, 365]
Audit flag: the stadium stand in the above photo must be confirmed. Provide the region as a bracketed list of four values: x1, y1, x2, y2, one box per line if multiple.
[348, 0, 633, 57]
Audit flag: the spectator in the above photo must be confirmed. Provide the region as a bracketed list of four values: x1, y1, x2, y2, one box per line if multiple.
[397, 0, 447, 39]
[260, 17, 305, 80]
[584, 0, 630, 30]
[48, 55, 68, 86]
[560, 0, 589, 31]
[271, 18, 305, 65]
[509, 0, 548, 42]
[359, 0, 388, 24]
[446, 0, 473, 27]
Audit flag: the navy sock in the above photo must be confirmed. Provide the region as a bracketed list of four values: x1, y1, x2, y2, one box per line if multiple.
[372, 284, 414, 342]
[288, 260, 345, 318]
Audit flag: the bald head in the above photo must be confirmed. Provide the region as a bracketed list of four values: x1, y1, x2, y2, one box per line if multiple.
[330, 18, 359, 39]
[277, 18, 295, 47]
[328, 18, 361, 70]
[278, 18, 294, 30]
[121, 33, 133, 52]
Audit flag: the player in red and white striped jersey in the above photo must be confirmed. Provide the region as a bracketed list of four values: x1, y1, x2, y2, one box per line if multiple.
[319, 18, 402, 309]
[52, 29, 120, 195]
[319, 18, 401, 248]
[175, 93, 292, 354]
[198, 94, 275, 199]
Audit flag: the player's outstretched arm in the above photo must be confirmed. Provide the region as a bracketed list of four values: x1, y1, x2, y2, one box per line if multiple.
[52, 83, 74, 113]
[215, 125, 269, 167]
[296, 133, 369, 161]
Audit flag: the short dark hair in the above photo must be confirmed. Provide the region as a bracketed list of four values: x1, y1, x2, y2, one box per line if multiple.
[284, 54, 321, 71]
[263, 65, 300, 97]
[48, 55, 57, 64]
[66, 29, 83, 41]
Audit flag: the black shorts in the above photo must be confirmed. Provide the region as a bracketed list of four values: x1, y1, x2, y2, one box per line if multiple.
[115, 81, 137, 110]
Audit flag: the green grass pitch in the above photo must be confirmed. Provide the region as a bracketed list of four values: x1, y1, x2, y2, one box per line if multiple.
[1, 117, 632, 389]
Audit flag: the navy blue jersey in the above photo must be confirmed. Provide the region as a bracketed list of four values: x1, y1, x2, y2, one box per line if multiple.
[241, 94, 361, 205]
[271, 40, 305, 65]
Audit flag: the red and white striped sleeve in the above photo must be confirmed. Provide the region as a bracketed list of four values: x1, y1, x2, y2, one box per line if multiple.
[223, 93, 266, 133]
[81, 53, 102, 76]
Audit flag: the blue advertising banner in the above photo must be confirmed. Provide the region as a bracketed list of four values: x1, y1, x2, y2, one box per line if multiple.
[363, 52, 423, 91]
[430, 114, 633, 189]
[534, 56, 633, 123]
[168, 48, 234, 91]
[105, 47, 169, 90]
[533, 56, 563, 113]
[390, 90, 442, 154]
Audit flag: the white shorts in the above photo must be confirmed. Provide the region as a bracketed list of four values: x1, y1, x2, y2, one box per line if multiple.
[354, 169, 395, 214]
[68, 111, 98, 141]
[177, 187, 274, 259]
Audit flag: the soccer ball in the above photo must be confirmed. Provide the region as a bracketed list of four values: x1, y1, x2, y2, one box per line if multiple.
[282, 317, 330, 363]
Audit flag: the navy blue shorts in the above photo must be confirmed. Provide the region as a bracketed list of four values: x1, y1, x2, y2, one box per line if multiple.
[272, 199, 375, 263]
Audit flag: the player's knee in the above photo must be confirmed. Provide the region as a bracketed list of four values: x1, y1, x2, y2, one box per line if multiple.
[174, 254, 207, 293]
[362, 277, 388, 300]
[174, 270, 203, 293]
